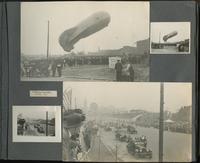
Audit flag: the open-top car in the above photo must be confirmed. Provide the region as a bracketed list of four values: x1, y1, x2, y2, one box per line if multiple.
[133, 136, 147, 147]
[127, 139, 152, 159]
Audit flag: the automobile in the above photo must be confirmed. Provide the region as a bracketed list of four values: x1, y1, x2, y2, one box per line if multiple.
[34, 123, 40, 128]
[126, 135, 133, 143]
[115, 132, 121, 140]
[127, 126, 137, 134]
[133, 140, 147, 148]
[37, 126, 45, 133]
[134, 136, 147, 147]
[127, 140, 152, 159]
[119, 134, 128, 142]
[133, 147, 152, 159]
[115, 128, 129, 141]
[115, 133, 131, 142]
[104, 126, 112, 131]
[116, 125, 122, 130]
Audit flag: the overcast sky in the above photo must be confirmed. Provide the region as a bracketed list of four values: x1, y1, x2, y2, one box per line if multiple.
[63, 82, 192, 113]
[21, 2, 149, 55]
[15, 106, 57, 119]
[151, 22, 190, 43]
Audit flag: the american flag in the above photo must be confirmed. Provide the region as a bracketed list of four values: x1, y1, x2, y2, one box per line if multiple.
[63, 88, 72, 110]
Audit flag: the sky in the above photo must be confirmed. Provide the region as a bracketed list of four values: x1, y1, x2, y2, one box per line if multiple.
[15, 106, 57, 119]
[63, 82, 192, 113]
[151, 22, 190, 43]
[21, 2, 149, 55]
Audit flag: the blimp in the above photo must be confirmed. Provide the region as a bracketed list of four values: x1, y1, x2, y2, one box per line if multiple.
[59, 11, 111, 52]
[163, 31, 178, 42]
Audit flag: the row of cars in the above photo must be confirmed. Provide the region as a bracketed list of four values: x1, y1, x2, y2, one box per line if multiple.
[118, 130, 152, 159]
[115, 128, 152, 159]
[98, 121, 152, 159]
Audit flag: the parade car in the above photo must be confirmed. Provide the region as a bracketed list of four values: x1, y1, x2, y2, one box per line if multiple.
[127, 126, 137, 134]
[119, 134, 128, 142]
[134, 136, 147, 147]
[34, 123, 40, 128]
[104, 126, 112, 132]
[127, 140, 152, 159]
[37, 126, 45, 133]
[126, 135, 133, 143]
[115, 132, 132, 142]
[115, 132, 121, 140]
[115, 128, 129, 141]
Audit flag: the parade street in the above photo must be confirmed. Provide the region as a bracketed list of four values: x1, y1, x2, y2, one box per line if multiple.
[85, 125, 192, 162]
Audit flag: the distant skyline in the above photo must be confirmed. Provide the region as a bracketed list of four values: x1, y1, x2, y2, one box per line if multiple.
[21, 2, 149, 55]
[63, 82, 192, 113]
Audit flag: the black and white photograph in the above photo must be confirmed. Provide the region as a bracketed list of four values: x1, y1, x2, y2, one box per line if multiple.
[150, 22, 190, 54]
[13, 106, 61, 142]
[20, 2, 149, 82]
[62, 82, 192, 162]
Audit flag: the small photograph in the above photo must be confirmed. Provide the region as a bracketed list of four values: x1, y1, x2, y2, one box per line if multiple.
[13, 106, 61, 142]
[62, 82, 192, 162]
[150, 22, 190, 54]
[21, 1, 149, 82]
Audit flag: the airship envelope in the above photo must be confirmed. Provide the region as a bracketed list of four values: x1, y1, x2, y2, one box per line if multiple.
[59, 11, 111, 52]
[163, 31, 178, 42]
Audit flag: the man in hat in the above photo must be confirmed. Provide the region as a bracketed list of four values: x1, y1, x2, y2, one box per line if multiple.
[115, 59, 123, 81]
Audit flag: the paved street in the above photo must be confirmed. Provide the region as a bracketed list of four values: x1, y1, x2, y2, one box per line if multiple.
[85, 135, 119, 162]
[97, 126, 192, 162]
[24, 124, 39, 136]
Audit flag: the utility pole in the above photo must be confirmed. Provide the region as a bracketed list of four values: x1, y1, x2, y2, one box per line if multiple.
[46, 111, 49, 136]
[98, 131, 101, 161]
[115, 142, 118, 162]
[47, 20, 50, 59]
[115, 115, 119, 162]
[159, 82, 164, 162]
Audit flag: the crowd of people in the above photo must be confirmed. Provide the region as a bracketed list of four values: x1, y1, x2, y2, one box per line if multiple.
[68, 133, 82, 161]
[17, 117, 27, 135]
[21, 59, 64, 78]
[164, 122, 192, 134]
[21, 56, 137, 81]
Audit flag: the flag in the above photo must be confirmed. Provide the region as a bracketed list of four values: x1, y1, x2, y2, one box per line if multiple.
[63, 88, 72, 110]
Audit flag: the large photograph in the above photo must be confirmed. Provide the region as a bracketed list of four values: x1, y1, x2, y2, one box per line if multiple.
[21, 2, 149, 82]
[13, 106, 61, 142]
[62, 82, 192, 162]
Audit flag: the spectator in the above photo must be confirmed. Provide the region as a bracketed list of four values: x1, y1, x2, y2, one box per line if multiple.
[126, 61, 134, 81]
[115, 60, 123, 81]
[51, 60, 57, 77]
[57, 61, 63, 77]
